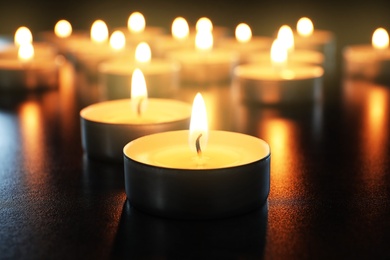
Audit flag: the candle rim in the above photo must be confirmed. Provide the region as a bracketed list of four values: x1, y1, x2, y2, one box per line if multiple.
[80, 98, 192, 125]
[124, 130, 271, 170]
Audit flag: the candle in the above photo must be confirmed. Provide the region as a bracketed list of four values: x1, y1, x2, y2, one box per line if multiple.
[166, 20, 239, 85]
[294, 17, 336, 70]
[115, 12, 165, 48]
[0, 27, 60, 91]
[123, 93, 270, 219]
[343, 27, 390, 83]
[64, 20, 134, 76]
[152, 17, 194, 58]
[217, 23, 273, 64]
[246, 25, 324, 66]
[81, 69, 191, 161]
[233, 39, 324, 104]
[98, 41, 180, 100]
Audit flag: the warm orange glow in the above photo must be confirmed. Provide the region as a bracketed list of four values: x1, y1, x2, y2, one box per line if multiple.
[171, 17, 189, 40]
[367, 88, 386, 132]
[277, 25, 294, 52]
[297, 17, 314, 37]
[54, 20, 72, 38]
[189, 93, 208, 153]
[18, 43, 34, 61]
[135, 42, 152, 63]
[131, 69, 148, 114]
[196, 17, 213, 32]
[128, 12, 146, 33]
[271, 38, 287, 68]
[90, 20, 109, 43]
[109, 30, 126, 50]
[14, 27, 33, 46]
[195, 30, 213, 51]
[372, 28, 389, 50]
[235, 23, 252, 43]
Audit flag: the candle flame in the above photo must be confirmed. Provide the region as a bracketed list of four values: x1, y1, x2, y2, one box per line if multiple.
[91, 20, 109, 43]
[109, 30, 126, 50]
[55, 20, 72, 38]
[172, 17, 189, 40]
[189, 93, 208, 154]
[128, 12, 146, 33]
[297, 17, 314, 37]
[131, 68, 148, 115]
[277, 25, 294, 52]
[235, 23, 252, 43]
[14, 26, 33, 47]
[18, 43, 34, 61]
[135, 42, 152, 63]
[372, 28, 389, 50]
[271, 38, 288, 69]
[196, 17, 213, 32]
[195, 30, 213, 51]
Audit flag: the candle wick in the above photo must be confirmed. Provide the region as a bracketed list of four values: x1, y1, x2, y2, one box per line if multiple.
[137, 97, 144, 117]
[196, 133, 202, 157]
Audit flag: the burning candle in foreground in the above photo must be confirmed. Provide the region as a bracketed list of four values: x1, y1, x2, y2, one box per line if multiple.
[123, 92, 271, 219]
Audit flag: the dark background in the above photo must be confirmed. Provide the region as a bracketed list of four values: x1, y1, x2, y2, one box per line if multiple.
[1, 0, 390, 48]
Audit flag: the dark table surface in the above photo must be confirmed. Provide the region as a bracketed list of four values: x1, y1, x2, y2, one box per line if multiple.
[0, 58, 390, 259]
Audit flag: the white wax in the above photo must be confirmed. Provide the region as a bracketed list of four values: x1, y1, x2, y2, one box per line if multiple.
[247, 49, 324, 66]
[98, 58, 179, 75]
[167, 48, 239, 83]
[217, 36, 273, 52]
[234, 64, 324, 81]
[343, 45, 390, 61]
[294, 30, 335, 48]
[124, 130, 270, 170]
[116, 26, 165, 47]
[80, 99, 191, 125]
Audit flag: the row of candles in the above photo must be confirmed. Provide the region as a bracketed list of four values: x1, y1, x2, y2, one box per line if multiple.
[1, 12, 389, 219]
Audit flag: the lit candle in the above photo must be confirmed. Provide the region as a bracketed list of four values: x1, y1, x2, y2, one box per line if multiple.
[98, 41, 180, 100]
[81, 69, 191, 161]
[294, 17, 336, 70]
[166, 20, 239, 85]
[217, 23, 273, 63]
[247, 25, 324, 66]
[152, 17, 193, 58]
[233, 39, 324, 104]
[115, 11, 165, 47]
[0, 27, 59, 91]
[192, 17, 230, 43]
[123, 93, 270, 219]
[65, 20, 133, 76]
[343, 27, 390, 82]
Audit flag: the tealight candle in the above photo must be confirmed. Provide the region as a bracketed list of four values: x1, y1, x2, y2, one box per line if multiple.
[151, 17, 194, 58]
[65, 20, 134, 76]
[0, 27, 60, 91]
[167, 22, 239, 85]
[249, 24, 324, 66]
[98, 41, 180, 100]
[294, 17, 336, 70]
[217, 23, 273, 64]
[81, 69, 191, 161]
[343, 27, 390, 82]
[123, 93, 270, 219]
[115, 12, 165, 48]
[233, 39, 324, 104]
